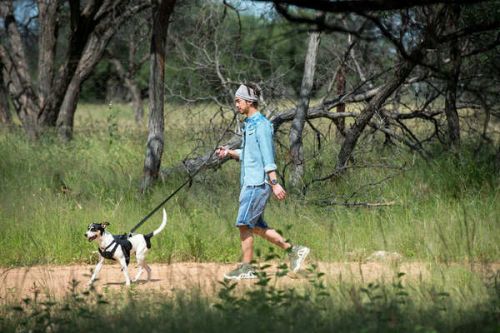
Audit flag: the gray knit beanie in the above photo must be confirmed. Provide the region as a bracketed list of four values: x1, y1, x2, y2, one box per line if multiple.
[235, 84, 259, 102]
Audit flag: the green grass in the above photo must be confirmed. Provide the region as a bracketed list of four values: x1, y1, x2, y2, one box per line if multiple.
[0, 102, 498, 332]
[0, 102, 498, 266]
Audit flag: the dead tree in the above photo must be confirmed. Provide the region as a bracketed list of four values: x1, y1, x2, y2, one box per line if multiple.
[161, 84, 381, 177]
[335, 44, 426, 174]
[141, 0, 177, 192]
[289, 31, 321, 187]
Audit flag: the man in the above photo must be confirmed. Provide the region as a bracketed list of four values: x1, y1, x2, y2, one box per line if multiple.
[216, 83, 310, 280]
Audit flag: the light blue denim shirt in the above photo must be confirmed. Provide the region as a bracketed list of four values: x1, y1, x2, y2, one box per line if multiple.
[234, 112, 277, 187]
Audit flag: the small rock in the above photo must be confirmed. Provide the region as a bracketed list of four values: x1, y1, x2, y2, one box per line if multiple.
[366, 251, 403, 262]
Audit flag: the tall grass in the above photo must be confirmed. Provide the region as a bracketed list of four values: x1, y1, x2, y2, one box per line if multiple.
[0, 103, 498, 266]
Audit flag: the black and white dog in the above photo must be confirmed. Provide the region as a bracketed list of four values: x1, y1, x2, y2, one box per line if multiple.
[85, 209, 167, 286]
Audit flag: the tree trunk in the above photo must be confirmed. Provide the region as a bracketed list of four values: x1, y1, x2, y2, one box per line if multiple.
[141, 0, 177, 192]
[495, 144, 500, 173]
[335, 48, 423, 174]
[109, 58, 144, 124]
[55, 1, 149, 140]
[0, 65, 12, 125]
[56, 75, 81, 141]
[0, 47, 39, 138]
[334, 64, 346, 138]
[444, 5, 462, 151]
[131, 84, 144, 124]
[289, 32, 320, 188]
[0, 2, 39, 137]
[37, 0, 58, 113]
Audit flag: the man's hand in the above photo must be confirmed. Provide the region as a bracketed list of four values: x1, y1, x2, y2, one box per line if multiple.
[271, 183, 286, 201]
[215, 146, 229, 159]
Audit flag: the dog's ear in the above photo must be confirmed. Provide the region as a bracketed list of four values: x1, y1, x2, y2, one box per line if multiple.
[102, 222, 110, 228]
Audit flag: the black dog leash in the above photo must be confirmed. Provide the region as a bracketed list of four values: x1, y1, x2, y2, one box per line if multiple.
[129, 177, 192, 234]
[129, 113, 238, 234]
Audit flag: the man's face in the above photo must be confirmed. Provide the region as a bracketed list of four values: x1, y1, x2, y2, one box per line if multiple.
[235, 97, 251, 115]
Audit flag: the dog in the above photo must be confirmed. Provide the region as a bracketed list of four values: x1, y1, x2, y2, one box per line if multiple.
[85, 209, 167, 286]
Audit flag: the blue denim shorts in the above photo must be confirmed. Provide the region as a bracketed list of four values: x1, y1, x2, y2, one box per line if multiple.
[236, 183, 271, 229]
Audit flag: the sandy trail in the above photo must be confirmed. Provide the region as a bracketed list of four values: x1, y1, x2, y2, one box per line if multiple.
[1, 261, 496, 303]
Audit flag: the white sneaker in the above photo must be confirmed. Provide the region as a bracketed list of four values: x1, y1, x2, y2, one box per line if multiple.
[288, 245, 310, 273]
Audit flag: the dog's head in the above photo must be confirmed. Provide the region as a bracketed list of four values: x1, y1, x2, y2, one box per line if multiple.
[85, 222, 110, 242]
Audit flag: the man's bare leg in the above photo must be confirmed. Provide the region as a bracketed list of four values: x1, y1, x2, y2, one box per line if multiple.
[253, 227, 292, 250]
[239, 226, 254, 263]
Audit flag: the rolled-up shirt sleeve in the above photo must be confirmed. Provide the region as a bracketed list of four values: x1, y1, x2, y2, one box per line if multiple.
[233, 149, 242, 159]
[256, 122, 277, 172]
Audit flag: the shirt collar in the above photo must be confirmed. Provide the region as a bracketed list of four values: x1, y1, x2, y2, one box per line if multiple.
[244, 112, 262, 125]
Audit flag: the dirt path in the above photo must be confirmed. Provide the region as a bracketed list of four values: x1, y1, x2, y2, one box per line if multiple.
[1, 261, 496, 303]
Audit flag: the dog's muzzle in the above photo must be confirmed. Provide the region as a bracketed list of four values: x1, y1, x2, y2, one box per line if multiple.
[86, 234, 98, 242]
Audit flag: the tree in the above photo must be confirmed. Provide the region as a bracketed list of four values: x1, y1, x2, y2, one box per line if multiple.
[289, 31, 320, 188]
[0, 0, 149, 140]
[443, 5, 463, 151]
[105, 12, 150, 124]
[141, 0, 177, 192]
[157, 0, 498, 191]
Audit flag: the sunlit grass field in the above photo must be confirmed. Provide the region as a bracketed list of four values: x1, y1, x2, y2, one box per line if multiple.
[0, 103, 498, 266]
[0, 102, 498, 332]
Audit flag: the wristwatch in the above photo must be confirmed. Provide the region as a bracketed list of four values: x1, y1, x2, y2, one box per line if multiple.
[270, 179, 278, 186]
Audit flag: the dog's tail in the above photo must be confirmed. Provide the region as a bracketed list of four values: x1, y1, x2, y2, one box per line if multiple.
[153, 209, 168, 236]
[144, 209, 167, 246]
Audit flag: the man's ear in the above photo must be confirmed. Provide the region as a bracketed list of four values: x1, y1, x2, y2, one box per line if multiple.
[102, 222, 110, 228]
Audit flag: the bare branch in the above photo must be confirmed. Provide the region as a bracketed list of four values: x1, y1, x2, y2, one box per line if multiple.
[257, 0, 489, 13]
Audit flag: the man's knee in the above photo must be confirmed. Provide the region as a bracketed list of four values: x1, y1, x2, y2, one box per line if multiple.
[238, 226, 253, 238]
[253, 226, 268, 236]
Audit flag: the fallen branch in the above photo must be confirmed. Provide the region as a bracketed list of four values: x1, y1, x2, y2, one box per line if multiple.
[160, 83, 387, 177]
[314, 200, 397, 208]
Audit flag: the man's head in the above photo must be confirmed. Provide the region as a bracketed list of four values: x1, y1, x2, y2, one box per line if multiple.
[235, 84, 260, 116]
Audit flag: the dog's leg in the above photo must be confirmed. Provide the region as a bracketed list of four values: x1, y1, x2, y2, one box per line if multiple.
[133, 258, 144, 282]
[137, 254, 152, 281]
[144, 263, 152, 281]
[118, 257, 131, 286]
[88, 256, 105, 287]
[133, 245, 149, 282]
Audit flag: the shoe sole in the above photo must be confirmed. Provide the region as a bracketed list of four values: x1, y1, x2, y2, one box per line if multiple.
[291, 247, 310, 273]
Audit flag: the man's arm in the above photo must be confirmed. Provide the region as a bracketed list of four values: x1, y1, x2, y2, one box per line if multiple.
[257, 122, 286, 201]
[267, 170, 286, 201]
[256, 122, 277, 173]
[216, 147, 240, 161]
